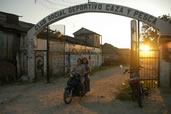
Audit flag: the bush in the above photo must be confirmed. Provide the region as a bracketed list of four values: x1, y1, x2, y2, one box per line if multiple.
[116, 87, 132, 101]
[116, 80, 132, 101]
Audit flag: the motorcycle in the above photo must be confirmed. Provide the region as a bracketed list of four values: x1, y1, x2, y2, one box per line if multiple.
[121, 65, 149, 108]
[63, 72, 87, 104]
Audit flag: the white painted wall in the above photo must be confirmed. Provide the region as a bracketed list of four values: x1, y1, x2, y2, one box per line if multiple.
[34, 39, 102, 76]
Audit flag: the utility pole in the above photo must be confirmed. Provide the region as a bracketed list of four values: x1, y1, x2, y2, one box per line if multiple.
[46, 26, 50, 83]
[100, 35, 104, 64]
[63, 34, 65, 75]
[64, 25, 66, 75]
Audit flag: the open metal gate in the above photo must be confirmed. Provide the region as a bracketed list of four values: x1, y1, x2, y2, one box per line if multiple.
[139, 49, 160, 88]
[130, 20, 160, 88]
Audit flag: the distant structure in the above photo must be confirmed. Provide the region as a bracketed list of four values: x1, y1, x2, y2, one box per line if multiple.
[118, 48, 130, 64]
[102, 43, 121, 65]
[73, 27, 101, 48]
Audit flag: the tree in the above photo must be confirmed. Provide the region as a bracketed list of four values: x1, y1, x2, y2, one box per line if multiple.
[141, 14, 171, 49]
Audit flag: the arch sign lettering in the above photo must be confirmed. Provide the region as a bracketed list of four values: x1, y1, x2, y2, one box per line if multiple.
[26, 2, 171, 80]
[28, 2, 171, 38]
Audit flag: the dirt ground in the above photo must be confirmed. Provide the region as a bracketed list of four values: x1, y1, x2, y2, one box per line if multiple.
[0, 66, 171, 114]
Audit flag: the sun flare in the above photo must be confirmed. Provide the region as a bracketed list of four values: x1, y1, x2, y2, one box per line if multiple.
[140, 45, 150, 51]
[139, 44, 154, 57]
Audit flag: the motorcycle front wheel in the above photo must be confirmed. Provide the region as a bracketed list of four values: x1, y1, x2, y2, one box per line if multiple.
[64, 89, 73, 104]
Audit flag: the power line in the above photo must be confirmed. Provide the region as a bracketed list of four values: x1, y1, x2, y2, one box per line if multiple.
[35, 0, 88, 10]
[46, 0, 87, 6]
[62, 0, 82, 5]
[46, 0, 70, 6]
[36, 0, 69, 10]
[60, 0, 75, 5]
[38, 0, 60, 10]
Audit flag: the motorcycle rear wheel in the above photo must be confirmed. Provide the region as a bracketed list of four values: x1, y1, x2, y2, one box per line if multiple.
[137, 86, 143, 108]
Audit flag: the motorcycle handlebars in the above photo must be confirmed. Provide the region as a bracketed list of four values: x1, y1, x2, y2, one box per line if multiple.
[123, 66, 145, 74]
[70, 72, 80, 77]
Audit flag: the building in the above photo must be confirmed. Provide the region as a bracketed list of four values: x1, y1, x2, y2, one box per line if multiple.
[73, 27, 101, 48]
[34, 29, 102, 78]
[118, 48, 130, 64]
[102, 43, 121, 65]
[0, 11, 34, 83]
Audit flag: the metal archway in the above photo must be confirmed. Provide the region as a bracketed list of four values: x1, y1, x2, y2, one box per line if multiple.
[26, 2, 171, 80]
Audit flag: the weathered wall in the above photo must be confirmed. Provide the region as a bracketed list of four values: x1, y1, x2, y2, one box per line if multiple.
[160, 58, 170, 87]
[0, 30, 19, 62]
[50, 53, 64, 75]
[0, 30, 21, 82]
[34, 39, 102, 77]
[18, 34, 28, 77]
[93, 34, 100, 48]
[65, 43, 102, 73]
[160, 36, 171, 88]
[34, 38, 65, 77]
[75, 34, 100, 48]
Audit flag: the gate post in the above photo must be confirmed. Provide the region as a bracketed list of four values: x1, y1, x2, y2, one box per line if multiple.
[27, 38, 35, 82]
[160, 35, 171, 88]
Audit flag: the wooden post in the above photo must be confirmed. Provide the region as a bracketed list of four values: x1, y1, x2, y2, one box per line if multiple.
[64, 37, 65, 75]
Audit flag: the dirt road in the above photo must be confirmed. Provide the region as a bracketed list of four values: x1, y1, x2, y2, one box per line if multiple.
[0, 66, 171, 114]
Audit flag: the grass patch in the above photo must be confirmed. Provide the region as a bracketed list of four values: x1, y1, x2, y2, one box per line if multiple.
[116, 87, 132, 101]
[116, 80, 132, 101]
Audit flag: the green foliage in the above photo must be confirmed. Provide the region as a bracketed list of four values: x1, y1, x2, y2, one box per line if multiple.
[116, 88, 132, 101]
[159, 14, 171, 23]
[141, 14, 171, 48]
[116, 86, 132, 101]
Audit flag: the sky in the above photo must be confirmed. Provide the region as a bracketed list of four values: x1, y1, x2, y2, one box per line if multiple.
[0, 0, 171, 48]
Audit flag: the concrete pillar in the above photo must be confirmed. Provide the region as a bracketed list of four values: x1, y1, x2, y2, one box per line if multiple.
[27, 39, 35, 81]
[160, 35, 171, 88]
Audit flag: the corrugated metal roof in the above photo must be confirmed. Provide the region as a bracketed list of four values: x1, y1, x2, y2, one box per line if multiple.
[0, 21, 34, 33]
[0, 12, 34, 33]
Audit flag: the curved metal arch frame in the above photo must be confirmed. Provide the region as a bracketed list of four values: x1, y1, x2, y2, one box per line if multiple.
[26, 2, 171, 81]
[27, 2, 171, 38]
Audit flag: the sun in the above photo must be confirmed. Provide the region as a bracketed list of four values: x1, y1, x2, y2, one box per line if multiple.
[140, 45, 150, 51]
[139, 44, 153, 57]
